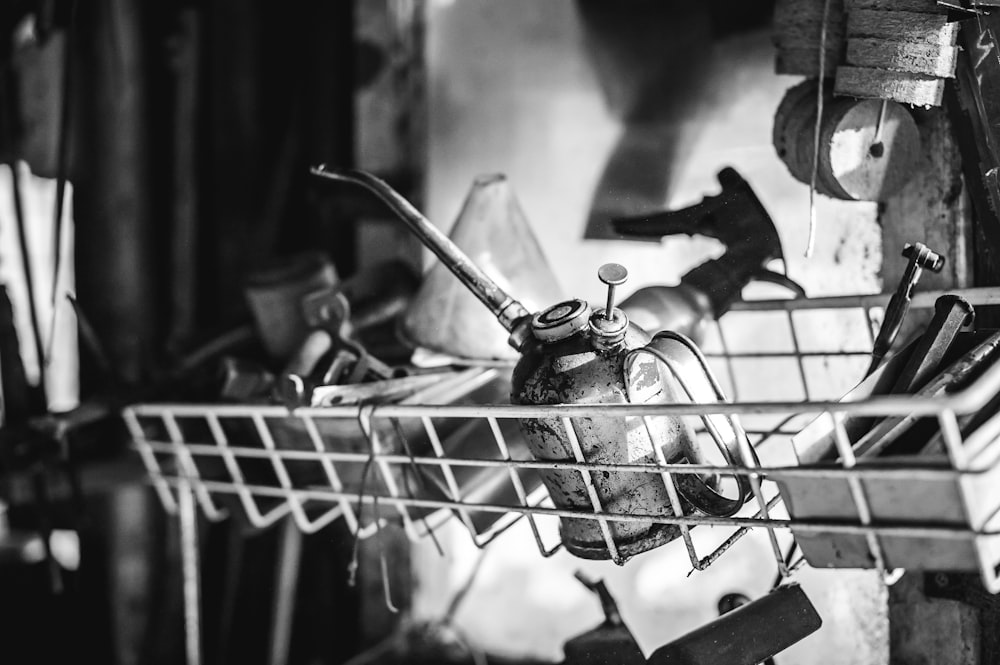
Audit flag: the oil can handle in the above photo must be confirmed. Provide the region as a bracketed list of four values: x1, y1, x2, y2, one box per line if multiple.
[310, 166, 533, 348]
[624, 331, 753, 517]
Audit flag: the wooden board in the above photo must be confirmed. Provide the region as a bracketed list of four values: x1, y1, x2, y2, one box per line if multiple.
[845, 0, 944, 13]
[835, 65, 946, 106]
[847, 38, 958, 78]
[846, 9, 959, 45]
[775, 0, 846, 24]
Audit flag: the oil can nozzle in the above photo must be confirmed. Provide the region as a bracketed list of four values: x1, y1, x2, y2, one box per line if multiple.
[310, 166, 534, 351]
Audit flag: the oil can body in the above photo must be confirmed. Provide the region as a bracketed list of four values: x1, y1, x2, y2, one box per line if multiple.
[511, 314, 700, 560]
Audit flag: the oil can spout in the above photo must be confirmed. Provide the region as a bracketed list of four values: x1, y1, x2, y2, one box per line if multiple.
[310, 166, 533, 349]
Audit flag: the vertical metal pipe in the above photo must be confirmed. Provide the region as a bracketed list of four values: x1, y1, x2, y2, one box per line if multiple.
[179, 481, 202, 665]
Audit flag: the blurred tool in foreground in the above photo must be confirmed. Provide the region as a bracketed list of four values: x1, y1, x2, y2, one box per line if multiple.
[646, 583, 822, 664]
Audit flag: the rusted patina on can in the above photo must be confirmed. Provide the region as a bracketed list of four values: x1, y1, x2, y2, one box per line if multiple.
[512, 304, 705, 561]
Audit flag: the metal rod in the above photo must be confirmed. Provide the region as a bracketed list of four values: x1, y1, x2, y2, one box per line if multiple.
[832, 411, 890, 573]
[646, 415, 702, 569]
[146, 475, 992, 538]
[179, 480, 202, 665]
[206, 413, 291, 529]
[122, 409, 178, 513]
[162, 413, 226, 520]
[127, 367, 1000, 416]
[727, 287, 1000, 312]
[134, 440, 981, 481]
[301, 415, 359, 532]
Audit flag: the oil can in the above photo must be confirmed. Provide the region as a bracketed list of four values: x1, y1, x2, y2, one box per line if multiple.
[310, 167, 751, 562]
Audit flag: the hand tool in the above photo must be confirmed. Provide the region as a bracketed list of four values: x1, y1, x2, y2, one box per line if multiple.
[309, 373, 452, 407]
[646, 583, 822, 665]
[866, 242, 945, 377]
[891, 294, 974, 394]
[856, 330, 1000, 458]
[278, 290, 396, 407]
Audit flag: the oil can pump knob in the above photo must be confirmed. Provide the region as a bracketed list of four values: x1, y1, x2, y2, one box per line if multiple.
[598, 263, 628, 320]
[591, 264, 629, 349]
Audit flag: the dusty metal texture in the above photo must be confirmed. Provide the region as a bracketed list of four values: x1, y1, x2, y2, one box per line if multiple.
[511, 319, 688, 560]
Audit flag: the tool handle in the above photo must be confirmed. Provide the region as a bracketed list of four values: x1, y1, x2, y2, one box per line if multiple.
[647, 583, 822, 665]
[867, 289, 911, 375]
[310, 167, 531, 339]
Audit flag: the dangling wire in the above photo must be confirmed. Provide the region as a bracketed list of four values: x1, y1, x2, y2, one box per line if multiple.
[372, 496, 399, 614]
[390, 417, 444, 556]
[347, 404, 404, 613]
[807, 0, 834, 258]
[346, 443, 375, 587]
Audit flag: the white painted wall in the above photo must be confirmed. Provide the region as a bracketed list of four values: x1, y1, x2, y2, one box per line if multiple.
[415, 2, 887, 662]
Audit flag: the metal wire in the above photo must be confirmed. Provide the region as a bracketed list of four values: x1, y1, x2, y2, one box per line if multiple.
[123, 289, 1000, 606]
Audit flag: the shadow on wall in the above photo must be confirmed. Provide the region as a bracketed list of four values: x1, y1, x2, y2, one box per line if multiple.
[576, 0, 777, 240]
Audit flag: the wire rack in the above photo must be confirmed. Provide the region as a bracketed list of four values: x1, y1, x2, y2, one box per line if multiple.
[124, 287, 1000, 594]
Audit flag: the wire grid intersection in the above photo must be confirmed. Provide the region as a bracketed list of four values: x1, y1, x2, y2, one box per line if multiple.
[125, 287, 1000, 592]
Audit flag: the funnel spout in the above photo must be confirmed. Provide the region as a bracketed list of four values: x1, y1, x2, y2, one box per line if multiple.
[310, 166, 531, 342]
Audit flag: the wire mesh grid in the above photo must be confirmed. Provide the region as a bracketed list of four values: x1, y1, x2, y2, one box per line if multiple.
[124, 287, 1000, 591]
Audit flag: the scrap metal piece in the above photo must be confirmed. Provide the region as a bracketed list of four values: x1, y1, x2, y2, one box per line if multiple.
[891, 294, 974, 393]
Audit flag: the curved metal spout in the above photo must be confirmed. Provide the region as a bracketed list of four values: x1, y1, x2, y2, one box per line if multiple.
[310, 166, 532, 348]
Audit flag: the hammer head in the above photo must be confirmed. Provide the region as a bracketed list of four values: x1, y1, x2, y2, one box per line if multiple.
[902, 242, 945, 273]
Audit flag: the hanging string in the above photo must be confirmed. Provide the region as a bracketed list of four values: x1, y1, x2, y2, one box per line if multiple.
[807, 0, 834, 258]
